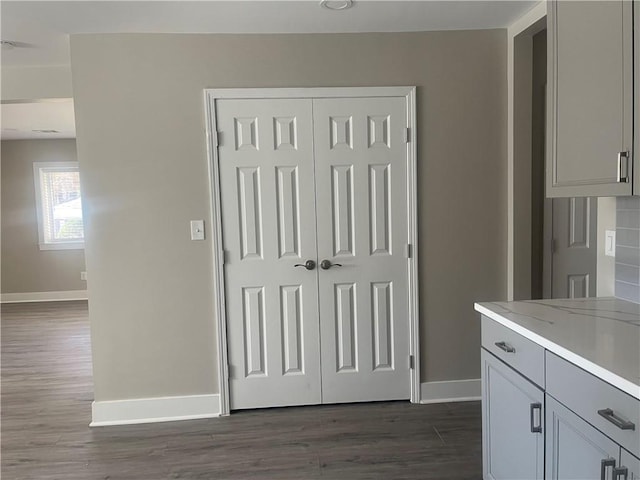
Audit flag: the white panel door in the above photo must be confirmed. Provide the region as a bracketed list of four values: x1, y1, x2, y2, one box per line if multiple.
[551, 197, 597, 298]
[313, 97, 410, 403]
[216, 99, 322, 409]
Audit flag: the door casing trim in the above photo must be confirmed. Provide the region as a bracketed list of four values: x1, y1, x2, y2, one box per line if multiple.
[204, 86, 419, 415]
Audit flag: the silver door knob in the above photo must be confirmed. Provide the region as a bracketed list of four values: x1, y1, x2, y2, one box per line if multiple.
[320, 260, 343, 270]
[294, 260, 316, 270]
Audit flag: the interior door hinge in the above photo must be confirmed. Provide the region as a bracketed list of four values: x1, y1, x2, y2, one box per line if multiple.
[405, 243, 412, 258]
[409, 355, 414, 369]
[404, 127, 411, 143]
[214, 131, 221, 147]
[551, 238, 557, 254]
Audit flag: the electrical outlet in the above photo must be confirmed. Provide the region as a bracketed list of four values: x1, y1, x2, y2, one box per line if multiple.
[190, 220, 205, 241]
[80, 271, 87, 281]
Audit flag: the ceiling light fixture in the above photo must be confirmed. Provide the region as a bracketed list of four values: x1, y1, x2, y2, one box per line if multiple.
[320, 0, 353, 11]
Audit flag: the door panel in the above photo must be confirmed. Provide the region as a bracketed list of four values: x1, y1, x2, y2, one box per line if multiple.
[313, 97, 410, 403]
[217, 98, 322, 409]
[482, 350, 544, 480]
[621, 449, 640, 480]
[551, 197, 597, 298]
[546, 394, 620, 480]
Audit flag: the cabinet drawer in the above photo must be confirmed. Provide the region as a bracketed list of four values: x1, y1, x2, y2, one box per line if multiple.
[546, 352, 639, 457]
[481, 315, 545, 388]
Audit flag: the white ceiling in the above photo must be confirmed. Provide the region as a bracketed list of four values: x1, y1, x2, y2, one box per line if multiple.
[1, 100, 76, 140]
[1, 0, 538, 140]
[1, 0, 538, 67]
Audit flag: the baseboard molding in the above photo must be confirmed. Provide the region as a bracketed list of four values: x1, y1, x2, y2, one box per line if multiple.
[1, 290, 88, 303]
[91, 393, 221, 427]
[419, 379, 481, 404]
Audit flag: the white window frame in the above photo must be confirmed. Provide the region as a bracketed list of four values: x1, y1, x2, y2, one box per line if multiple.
[33, 161, 85, 251]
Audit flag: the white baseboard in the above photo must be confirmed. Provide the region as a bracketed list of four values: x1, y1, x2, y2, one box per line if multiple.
[91, 393, 221, 427]
[1, 290, 88, 303]
[419, 379, 481, 404]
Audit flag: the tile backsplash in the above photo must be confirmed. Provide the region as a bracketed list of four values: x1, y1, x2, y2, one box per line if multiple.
[615, 197, 640, 303]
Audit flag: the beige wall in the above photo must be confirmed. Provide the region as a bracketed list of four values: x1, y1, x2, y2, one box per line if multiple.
[70, 31, 507, 401]
[512, 31, 534, 301]
[1, 65, 73, 101]
[1, 139, 86, 293]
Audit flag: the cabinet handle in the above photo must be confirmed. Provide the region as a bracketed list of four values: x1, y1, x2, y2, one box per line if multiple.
[494, 341, 516, 353]
[530, 402, 542, 433]
[613, 467, 629, 480]
[602, 458, 617, 480]
[617, 151, 629, 183]
[597, 408, 636, 431]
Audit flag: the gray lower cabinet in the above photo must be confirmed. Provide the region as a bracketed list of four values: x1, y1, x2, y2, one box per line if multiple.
[546, 395, 620, 479]
[481, 349, 544, 479]
[621, 449, 640, 480]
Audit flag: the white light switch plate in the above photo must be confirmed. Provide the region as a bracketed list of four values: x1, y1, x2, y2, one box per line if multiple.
[190, 220, 205, 241]
[605, 230, 616, 257]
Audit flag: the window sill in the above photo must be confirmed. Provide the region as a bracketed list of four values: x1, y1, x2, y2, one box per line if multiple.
[39, 242, 85, 251]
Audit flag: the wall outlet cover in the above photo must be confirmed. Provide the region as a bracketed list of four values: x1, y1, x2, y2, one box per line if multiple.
[190, 220, 205, 241]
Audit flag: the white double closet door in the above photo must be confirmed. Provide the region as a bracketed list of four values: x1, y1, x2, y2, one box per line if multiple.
[216, 95, 411, 410]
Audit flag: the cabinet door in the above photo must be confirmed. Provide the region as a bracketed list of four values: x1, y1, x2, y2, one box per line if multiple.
[547, 0, 633, 197]
[546, 395, 620, 479]
[620, 449, 640, 480]
[481, 349, 544, 480]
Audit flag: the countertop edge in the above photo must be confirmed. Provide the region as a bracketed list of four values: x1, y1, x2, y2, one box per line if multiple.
[474, 302, 640, 401]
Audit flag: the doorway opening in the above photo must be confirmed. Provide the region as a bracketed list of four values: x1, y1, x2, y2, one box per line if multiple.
[512, 21, 617, 301]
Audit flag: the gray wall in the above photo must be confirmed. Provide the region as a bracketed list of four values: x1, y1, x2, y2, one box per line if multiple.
[513, 31, 534, 301]
[70, 31, 507, 402]
[1, 139, 86, 294]
[530, 29, 546, 300]
[615, 197, 640, 303]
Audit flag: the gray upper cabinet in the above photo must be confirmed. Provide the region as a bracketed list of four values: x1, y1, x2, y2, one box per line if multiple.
[547, 0, 634, 197]
[481, 350, 544, 480]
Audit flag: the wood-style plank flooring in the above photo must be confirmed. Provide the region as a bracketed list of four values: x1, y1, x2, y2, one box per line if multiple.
[1, 301, 482, 479]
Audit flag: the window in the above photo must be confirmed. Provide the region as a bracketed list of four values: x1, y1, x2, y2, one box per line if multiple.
[33, 162, 84, 250]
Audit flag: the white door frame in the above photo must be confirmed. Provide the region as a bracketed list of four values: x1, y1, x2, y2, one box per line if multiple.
[204, 86, 419, 415]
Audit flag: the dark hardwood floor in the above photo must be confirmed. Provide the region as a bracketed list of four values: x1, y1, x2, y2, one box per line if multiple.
[1, 301, 482, 479]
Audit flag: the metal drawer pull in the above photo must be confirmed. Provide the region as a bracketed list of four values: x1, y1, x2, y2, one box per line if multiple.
[494, 341, 516, 353]
[602, 458, 616, 480]
[597, 408, 636, 431]
[617, 151, 629, 183]
[529, 402, 542, 433]
[613, 467, 629, 480]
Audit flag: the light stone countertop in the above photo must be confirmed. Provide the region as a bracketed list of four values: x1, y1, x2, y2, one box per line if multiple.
[475, 297, 640, 400]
